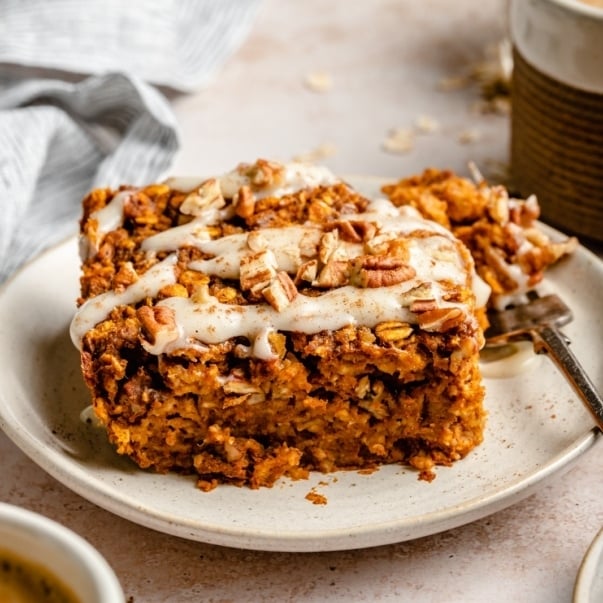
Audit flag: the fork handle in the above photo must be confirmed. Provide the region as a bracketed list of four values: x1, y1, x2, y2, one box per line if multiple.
[530, 325, 603, 432]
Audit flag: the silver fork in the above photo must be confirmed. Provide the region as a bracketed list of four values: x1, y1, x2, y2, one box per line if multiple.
[485, 292, 603, 431]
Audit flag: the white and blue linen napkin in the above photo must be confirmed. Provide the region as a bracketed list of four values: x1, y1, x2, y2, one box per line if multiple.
[0, 0, 262, 282]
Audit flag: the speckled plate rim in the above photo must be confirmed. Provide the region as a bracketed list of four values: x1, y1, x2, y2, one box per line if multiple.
[0, 176, 601, 553]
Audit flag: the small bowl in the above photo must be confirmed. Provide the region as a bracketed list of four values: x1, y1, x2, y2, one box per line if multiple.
[574, 526, 603, 602]
[0, 502, 124, 602]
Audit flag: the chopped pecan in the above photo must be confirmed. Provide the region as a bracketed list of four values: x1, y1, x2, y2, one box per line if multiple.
[234, 185, 256, 218]
[487, 186, 510, 225]
[243, 159, 285, 189]
[262, 271, 298, 311]
[364, 234, 411, 262]
[416, 306, 465, 332]
[315, 259, 350, 288]
[240, 249, 278, 293]
[180, 178, 225, 215]
[299, 230, 320, 258]
[364, 232, 397, 255]
[409, 298, 438, 313]
[403, 283, 435, 302]
[295, 259, 318, 283]
[350, 255, 416, 288]
[137, 305, 180, 353]
[318, 230, 342, 264]
[331, 220, 377, 243]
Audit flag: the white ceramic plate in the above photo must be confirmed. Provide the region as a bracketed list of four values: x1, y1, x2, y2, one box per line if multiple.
[574, 527, 603, 603]
[0, 178, 602, 552]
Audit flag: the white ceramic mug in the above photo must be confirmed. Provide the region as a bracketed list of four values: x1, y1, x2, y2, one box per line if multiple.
[509, 0, 603, 241]
[0, 503, 124, 603]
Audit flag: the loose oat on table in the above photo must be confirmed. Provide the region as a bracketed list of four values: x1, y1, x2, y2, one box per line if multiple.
[303, 71, 333, 93]
[381, 127, 415, 154]
[293, 142, 338, 163]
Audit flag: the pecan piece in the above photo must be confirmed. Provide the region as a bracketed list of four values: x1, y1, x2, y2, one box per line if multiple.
[416, 306, 465, 332]
[331, 219, 378, 243]
[180, 178, 225, 215]
[350, 255, 416, 288]
[262, 271, 298, 311]
[112, 261, 138, 291]
[299, 230, 320, 258]
[509, 194, 540, 227]
[295, 259, 318, 283]
[234, 185, 256, 218]
[367, 236, 412, 262]
[246, 159, 285, 188]
[240, 249, 278, 294]
[315, 259, 350, 288]
[318, 230, 342, 264]
[487, 186, 510, 225]
[409, 298, 438, 313]
[137, 305, 180, 353]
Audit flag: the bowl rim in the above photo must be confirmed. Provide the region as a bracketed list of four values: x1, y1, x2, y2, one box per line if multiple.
[547, 0, 603, 20]
[0, 502, 124, 603]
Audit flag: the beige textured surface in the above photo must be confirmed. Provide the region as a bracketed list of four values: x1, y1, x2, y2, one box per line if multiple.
[2, 429, 603, 602]
[2, 0, 603, 601]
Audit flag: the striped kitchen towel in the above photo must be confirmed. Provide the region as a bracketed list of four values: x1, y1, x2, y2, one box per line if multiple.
[0, 0, 262, 282]
[0, 0, 262, 92]
[0, 73, 179, 281]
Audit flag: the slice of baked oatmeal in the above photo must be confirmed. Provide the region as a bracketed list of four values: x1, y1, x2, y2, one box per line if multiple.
[71, 159, 487, 489]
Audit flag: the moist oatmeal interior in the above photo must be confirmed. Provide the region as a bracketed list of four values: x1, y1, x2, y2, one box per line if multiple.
[72, 159, 487, 490]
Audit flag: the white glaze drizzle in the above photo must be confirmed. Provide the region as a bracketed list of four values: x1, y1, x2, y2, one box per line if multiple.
[165, 162, 339, 199]
[472, 272, 492, 310]
[186, 226, 325, 279]
[480, 341, 541, 378]
[141, 207, 461, 282]
[89, 162, 341, 255]
[73, 164, 486, 358]
[84, 189, 134, 258]
[70, 254, 178, 347]
[148, 280, 460, 359]
[92, 189, 132, 235]
[364, 196, 402, 217]
[220, 162, 339, 199]
[71, 245, 465, 357]
[140, 205, 235, 253]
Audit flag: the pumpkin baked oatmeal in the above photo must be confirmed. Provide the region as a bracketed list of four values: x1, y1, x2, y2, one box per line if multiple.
[382, 168, 578, 310]
[71, 159, 490, 490]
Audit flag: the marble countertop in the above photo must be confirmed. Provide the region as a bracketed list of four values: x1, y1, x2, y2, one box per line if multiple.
[2, 1, 603, 601]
